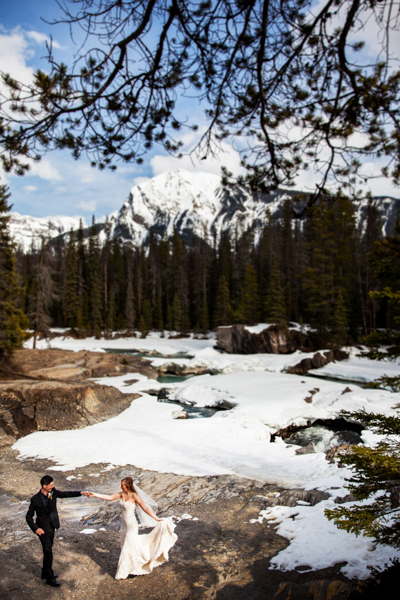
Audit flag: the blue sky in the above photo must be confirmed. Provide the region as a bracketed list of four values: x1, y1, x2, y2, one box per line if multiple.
[0, 0, 399, 219]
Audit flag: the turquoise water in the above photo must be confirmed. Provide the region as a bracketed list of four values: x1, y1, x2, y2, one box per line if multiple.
[157, 374, 194, 384]
[104, 349, 192, 359]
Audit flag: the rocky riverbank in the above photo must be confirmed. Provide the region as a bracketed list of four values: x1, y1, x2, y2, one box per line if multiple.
[0, 348, 159, 447]
[0, 447, 361, 600]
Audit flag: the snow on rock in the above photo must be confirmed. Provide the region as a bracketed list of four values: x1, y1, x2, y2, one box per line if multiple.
[309, 347, 400, 383]
[13, 389, 339, 486]
[255, 497, 400, 579]
[169, 371, 399, 429]
[13, 369, 399, 485]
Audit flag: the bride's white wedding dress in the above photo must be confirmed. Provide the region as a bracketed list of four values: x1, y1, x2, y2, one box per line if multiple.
[115, 500, 177, 579]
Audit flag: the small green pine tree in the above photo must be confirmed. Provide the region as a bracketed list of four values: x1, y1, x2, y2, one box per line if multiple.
[325, 410, 400, 548]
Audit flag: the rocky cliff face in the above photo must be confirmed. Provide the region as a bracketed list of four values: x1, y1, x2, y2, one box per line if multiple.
[0, 380, 139, 446]
[0, 348, 159, 447]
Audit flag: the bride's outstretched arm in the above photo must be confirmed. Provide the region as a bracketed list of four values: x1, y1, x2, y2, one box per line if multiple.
[133, 492, 163, 522]
[88, 492, 122, 501]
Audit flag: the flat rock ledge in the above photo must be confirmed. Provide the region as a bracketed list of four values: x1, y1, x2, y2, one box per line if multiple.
[1, 347, 158, 382]
[0, 380, 140, 446]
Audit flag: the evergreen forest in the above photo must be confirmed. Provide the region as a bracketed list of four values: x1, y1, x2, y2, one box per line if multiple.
[8, 194, 399, 348]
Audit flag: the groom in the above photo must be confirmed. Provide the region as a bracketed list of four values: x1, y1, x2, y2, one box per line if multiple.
[26, 475, 90, 587]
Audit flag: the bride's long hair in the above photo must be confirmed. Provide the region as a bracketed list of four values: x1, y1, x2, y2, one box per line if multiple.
[121, 477, 135, 492]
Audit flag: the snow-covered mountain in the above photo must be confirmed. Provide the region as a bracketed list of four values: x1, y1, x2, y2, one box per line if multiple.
[9, 213, 86, 252]
[110, 169, 310, 245]
[110, 169, 400, 244]
[8, 170, 400, 249]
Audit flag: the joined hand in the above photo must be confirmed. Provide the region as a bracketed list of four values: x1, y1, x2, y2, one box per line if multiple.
[81, 491, 92, 497]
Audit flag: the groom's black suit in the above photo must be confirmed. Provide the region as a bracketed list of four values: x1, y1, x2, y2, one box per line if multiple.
[26, 488, 81, 580]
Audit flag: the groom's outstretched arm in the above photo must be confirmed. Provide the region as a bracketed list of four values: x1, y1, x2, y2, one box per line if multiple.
[54, 488, 84, 499]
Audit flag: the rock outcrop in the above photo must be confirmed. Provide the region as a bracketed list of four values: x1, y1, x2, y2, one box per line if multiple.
[216, 325, 301, 354]
[287, 349, 349, 375]
[275, 579, 363, 600]
[2, 347, 158, 382]
[325, 443, 354, 464]
[0, 380, 140, 446]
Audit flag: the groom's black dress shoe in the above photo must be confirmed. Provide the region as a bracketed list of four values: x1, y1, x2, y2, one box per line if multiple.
[46, 578, 61, 587]
[42, 573, 58, 579]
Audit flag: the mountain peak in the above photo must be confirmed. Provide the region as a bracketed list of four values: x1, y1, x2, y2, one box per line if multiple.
[9, 170, 400, 249]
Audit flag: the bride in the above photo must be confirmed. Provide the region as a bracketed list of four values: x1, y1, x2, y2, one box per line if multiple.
[88, 477, 177, 579]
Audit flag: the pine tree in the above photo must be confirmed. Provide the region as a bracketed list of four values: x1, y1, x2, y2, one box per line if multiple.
[200, 300, 209, 334]
[87, 217, 102, 333]
[166, 304, 173, 333]
[0, 184, 29, 354]
[238, 264, 260, 325]
[138, 314, 148, 338]
[172, 294, 182, 332]
[154, 292, 164, 332]
[264, 255, 287, 326]
[331, 290, 348, 345]
[64, 229, 79, 328]
[142, 298, 153, 330]
[214, 275, 232, 326]
[326, 410, 400, 548]
[76, 218, 88, 329]
[29, 235, 58, 348]
[102, 216, 112, 329]
[302, 201, 336, 343]
[125, 260, 135, 331]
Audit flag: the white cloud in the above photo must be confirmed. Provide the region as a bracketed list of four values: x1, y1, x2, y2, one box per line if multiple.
[77, 200, 97, 212]
[151, 141, 245, 178]
[23, 185, 38, 193]
[26, 31, 62, 49]
[29, 159, 63, 181]
[0, 29, 34, 89]
[310, 0, 400, 62]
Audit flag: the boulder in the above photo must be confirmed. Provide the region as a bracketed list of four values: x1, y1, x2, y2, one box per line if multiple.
[325, 443, 354, 464]
[287, 348, 349, 375]
[216, 325, 300, 354]
[295, 444, 316, 455]
[172, 410, 190, 419]
[0, 380, 140, 446]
